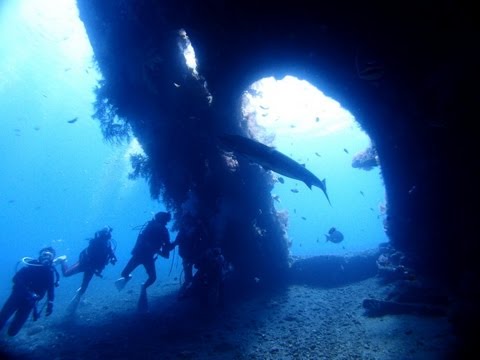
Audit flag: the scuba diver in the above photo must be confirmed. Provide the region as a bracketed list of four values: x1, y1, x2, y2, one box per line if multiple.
[0, 247, 60, 336]
[115, 211, 173, 312]
[171, 213, 208, 297]
[58, 227, 117, 314]
[188, 247, 228, 307]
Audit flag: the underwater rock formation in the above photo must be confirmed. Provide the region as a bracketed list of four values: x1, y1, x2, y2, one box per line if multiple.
[289, 250, 379, 287]
[351, 146, 379, 171]
[76, 0, 478, 354]
[76, 1, 290, 286]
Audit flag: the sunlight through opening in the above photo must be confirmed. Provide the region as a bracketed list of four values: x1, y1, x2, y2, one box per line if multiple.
[241, 76, 388, 256]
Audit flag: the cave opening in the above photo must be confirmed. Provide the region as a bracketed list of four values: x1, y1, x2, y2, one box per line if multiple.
[240, 75, 388, 257]
[0, 0, 469, 357]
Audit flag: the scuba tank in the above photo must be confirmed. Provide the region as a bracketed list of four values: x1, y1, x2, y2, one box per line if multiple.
[15, 256, 61, 287]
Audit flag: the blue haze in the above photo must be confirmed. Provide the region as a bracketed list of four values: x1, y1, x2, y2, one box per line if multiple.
[0, 1, 170, 304]
[0, 0, 388, 308]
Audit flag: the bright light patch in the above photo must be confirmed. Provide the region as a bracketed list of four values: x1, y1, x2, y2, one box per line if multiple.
[184, 43, 198, 75]
[18, 0, 93, 63]
[179, 29, 198, 77]
[243, 76, 356, 141]
[124, 137, 146, 159]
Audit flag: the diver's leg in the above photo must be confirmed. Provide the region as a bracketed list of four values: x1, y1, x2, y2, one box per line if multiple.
[62, 262, 82, 277]
[7, 300, 31, 336]
[115, 257, 138, 291]
[138, 259, 156, 312]
[79, 271, 94, 294]
[178, 261, 193, 299]
[0, 294, 18, 332]
[183, 261, 193, 285]
[121, 256, 139, 278]
[143, 259, 157, 289]
[67, 271, 94, 314]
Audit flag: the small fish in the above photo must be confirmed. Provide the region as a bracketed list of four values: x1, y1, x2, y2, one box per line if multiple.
[34, 126, 40, 131]
[357, 61, 385, 81]
[67, 117, 78, 124]
[301, 216, 306, 220]
[360, 191, 364, 196]
[343, 148, 349, 154]
[355, 50, 385, 81]
[315, 117, 320, 122]
[64, 68, 71, 72]
[315, 152, 321, 157]
[325, 227, 344, 243]
[291, 189, 299, 193]
[272, 194, 280, 202]
[278, 177, 285, 184]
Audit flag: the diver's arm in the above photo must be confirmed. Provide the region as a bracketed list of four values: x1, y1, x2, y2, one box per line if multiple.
[12, 267, 30, 294]
[109, 246, 118, 265]
[47, 271, 55, 302]
[13, 268, 39, 302]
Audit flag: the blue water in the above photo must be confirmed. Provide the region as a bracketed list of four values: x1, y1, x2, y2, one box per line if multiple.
[0, 0, 387, 309]
[0, 1, 172, 302]
[271, 125, 387, 257]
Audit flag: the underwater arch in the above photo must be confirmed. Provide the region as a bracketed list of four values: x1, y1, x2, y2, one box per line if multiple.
[0, 0, 476, 357]
[240, 75, 388, 256]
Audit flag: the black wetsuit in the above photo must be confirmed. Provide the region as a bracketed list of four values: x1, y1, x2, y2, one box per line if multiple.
[62, 238, 116, 294]
[121, 219, 170, 288]
[191, 248, 226, 306]
[0, 261, 55, 336]
[174, 223, 207, 285]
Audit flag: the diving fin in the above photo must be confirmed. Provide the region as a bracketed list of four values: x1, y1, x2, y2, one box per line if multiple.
[66, 289, 82, 315]
[114, 276, 131, 291]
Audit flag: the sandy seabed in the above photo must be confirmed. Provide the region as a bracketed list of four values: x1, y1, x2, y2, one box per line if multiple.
[0, 276, 455, 359]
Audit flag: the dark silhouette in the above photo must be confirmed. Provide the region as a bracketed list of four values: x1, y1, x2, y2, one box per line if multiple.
[59, 227, 117, 314]
[172, 214, 208, 296]
[115, 212, 173, 312]
[189, 247, 227, 307]
[0, 247, 59, 336]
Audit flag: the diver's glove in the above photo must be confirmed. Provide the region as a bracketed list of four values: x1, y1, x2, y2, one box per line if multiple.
[46, 301, 53, 316]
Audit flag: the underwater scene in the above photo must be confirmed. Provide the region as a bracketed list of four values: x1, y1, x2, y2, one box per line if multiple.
[0, 1, 456, 359]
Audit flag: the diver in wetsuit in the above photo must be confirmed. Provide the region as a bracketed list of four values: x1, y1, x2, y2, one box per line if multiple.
[171, 214, 208, 296]
[115, 211, 173, 312]
[190, 247, 227, 307]
[58, 227, 117, 314]
[0, 247, 59, 336]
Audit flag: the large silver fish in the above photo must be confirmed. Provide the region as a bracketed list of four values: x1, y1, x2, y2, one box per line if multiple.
[218, 134, 331, 205]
